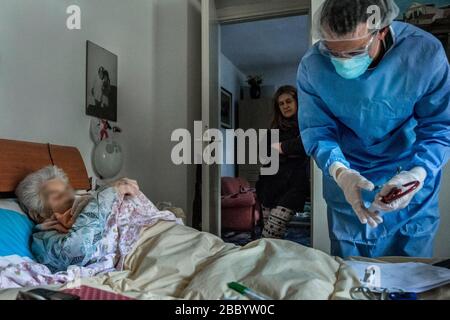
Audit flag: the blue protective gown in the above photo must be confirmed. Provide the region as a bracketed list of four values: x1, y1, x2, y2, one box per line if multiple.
[297, 22, 450, 258]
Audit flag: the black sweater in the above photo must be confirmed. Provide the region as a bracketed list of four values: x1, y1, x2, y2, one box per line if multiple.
[256, 119, 310, 211]
[265, 120, 308, 168]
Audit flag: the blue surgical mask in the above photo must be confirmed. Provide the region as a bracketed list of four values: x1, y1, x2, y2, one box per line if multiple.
[331, 53, 373, 80]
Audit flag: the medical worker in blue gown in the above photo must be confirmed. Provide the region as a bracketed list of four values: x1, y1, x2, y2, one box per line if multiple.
[297, 0, 450, 258]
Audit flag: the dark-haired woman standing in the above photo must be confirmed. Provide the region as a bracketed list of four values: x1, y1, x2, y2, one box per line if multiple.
[256, 85, 310, 239]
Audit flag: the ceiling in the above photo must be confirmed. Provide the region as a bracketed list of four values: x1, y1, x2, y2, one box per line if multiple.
[220, 14, 310, 74]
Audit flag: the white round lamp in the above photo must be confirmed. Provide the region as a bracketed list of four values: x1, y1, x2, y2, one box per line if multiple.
[93, 139, 123, 179]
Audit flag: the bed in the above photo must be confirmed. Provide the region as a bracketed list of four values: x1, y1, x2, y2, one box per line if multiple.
[0, 139, 449, 300]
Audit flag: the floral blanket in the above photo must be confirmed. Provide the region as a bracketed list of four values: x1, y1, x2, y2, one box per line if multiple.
[0, 188, 182, 289]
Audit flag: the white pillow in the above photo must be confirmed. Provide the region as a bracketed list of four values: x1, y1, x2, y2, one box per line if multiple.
[0, 199, 27, 217]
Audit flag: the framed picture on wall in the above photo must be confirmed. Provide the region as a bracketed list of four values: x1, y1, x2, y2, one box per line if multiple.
[86, 41, 118, 122]
[221, 87, 233, 129]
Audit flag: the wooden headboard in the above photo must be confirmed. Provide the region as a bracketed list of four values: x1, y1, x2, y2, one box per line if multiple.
[0, 139, 90, 193]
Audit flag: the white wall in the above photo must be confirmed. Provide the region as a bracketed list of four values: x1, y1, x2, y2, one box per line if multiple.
[151, 0, 201, 222]
[220, 54, 246, 105]
[0, 0, 201, 224]
[0, 0, 157, 179]
[219, 53, 246, 177]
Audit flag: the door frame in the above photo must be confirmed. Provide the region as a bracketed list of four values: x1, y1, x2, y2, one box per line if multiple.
[203, 0, 329, 252]
[216, 0, 310, 24]
[201, 0, 221, 235]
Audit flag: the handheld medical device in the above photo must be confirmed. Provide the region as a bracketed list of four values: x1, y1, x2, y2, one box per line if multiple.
[381, 181, 420, 204]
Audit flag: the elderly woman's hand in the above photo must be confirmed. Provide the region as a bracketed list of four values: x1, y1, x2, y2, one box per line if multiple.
[113, 178, 140, 199]
[54, 208, 77, 230]
[38, 216, 70, 234]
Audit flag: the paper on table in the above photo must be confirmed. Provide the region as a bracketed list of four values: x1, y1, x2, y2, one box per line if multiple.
[345, 261, 450, 293]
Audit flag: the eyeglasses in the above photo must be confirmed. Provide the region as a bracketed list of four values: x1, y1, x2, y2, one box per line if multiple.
[318, 30, 379, 59]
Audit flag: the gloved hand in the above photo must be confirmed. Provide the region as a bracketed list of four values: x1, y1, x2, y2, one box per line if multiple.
[372, 167, 427, 212]
[335, 168, 383, 228]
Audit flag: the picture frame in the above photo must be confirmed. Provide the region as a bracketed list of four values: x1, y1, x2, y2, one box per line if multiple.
[221, 87, 233, 129]
[86, 41, 118, 122]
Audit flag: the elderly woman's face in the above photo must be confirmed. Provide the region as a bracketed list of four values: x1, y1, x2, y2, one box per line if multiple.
[41, 179, 75, 214]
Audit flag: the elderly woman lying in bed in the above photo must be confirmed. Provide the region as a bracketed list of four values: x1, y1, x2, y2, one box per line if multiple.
[15, 166, 182, 272]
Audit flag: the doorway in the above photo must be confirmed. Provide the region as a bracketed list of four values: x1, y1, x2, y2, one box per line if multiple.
[217, 10, 312, 245]
[220, 15, 309, 182]
[201, 0, 330, 252]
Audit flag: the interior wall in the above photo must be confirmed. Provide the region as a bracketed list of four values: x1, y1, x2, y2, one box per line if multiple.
[221, 14, 309, 91]
[150, 0, 202, 222]
[246, 64, 299, 88]
[219, 53, 246, 177]
[0, 0, 156, 180]
[0, 0, 201, 224]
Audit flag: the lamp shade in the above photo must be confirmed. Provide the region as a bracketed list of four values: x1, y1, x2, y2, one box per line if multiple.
[93, 139, 123, 179]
